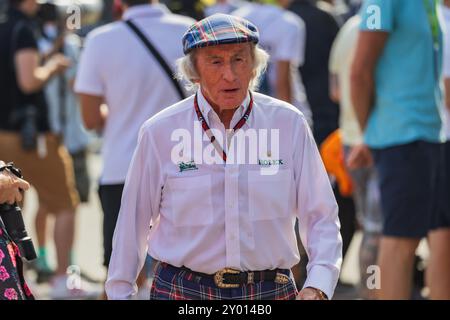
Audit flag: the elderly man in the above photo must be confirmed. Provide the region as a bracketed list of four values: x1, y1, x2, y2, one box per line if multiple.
[106, 14, 342, 300]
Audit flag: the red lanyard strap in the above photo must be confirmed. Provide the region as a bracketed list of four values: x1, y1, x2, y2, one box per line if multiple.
[193, 92, 253, 162]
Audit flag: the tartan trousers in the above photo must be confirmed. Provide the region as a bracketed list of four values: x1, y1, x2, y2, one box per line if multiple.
[150, 262, 298, 300]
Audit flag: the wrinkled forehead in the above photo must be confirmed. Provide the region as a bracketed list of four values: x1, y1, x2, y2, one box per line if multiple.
[195, 42, 253, 59]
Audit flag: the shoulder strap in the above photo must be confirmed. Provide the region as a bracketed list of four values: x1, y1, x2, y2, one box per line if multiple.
[125, 19, 186, 100]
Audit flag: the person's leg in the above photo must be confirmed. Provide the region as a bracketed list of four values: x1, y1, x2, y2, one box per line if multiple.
[358, 232, 380, 299]
[377, 236, 420, 299]
[34, 203, 55, 283]
[426, 142, 450, 299]
[427, 228, 450, 299]
[98, 184, 124, 269]
[372, 142, 431, 299]
[34, 136, 79, 276]
[345, 146, 382, 299]
[35, 204, 48, 250]
[53, 209, 76, 275]
[98, 183, 124, 299]
[334, 186, 357, 260]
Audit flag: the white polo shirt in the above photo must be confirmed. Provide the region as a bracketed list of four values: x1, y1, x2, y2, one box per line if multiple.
[232, 3, 312, 125]
[75, 4, 195, 184]
[106, 90, 342, 300]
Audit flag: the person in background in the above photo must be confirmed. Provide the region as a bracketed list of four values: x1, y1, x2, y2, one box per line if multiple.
[204, 0, 244, 16]
[0, 0, 92, 299]
[352, 0, 450, 299]
[329, 14, 382, 299]
[31, 1, 95, 295]
[161, 0, 205, 20]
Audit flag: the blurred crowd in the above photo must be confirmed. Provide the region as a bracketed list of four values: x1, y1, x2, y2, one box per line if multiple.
[0, 0, 449, 300]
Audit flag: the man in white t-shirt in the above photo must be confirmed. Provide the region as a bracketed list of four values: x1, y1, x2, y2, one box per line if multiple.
[232, 0, 312, 125]
[74, 0, 195, 272]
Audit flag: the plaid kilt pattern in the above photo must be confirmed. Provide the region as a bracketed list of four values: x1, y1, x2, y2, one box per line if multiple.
[150, 263, 298, 300]
[182, 13, 259, 54]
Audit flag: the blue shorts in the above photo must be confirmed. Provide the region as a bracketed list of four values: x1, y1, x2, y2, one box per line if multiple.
[429, 142, 450, 230]
[372, 141, 445, 238]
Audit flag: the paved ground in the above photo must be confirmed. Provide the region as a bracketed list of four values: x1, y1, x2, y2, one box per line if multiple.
[19, 152, 428, 300]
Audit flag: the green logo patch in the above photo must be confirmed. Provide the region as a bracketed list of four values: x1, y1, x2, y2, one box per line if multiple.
[178, 160, 198, 172]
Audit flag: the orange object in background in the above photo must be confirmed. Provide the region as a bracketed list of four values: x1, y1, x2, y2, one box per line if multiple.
[319, 130, 353, 197]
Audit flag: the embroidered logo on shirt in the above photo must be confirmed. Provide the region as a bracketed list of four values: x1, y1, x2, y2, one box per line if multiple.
[258, 159, 284, 167]
[178, 161, 198, 172]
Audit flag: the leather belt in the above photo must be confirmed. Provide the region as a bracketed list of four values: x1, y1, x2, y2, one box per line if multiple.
[160, 263, 291, 289]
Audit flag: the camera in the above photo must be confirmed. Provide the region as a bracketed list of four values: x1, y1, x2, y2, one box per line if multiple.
[0, 163, 37, 261]
[0, 204, 37, 261]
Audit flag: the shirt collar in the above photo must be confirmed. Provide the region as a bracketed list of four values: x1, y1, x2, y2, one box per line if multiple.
[196, 88, 251, 127]
[123, 4, 169, 20]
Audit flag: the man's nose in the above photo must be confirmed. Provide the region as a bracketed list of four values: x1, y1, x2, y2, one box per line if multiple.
[222, 62, 237, 82]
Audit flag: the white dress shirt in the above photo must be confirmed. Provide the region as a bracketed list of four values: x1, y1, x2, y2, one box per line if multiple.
[74, 4, 195, 184]
[106, 90, 342, 300]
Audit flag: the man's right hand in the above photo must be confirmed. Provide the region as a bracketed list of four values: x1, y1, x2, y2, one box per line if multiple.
[346, 144, 373, 170]
[0, 161, 30, 205]
[47, 53, 71, 76]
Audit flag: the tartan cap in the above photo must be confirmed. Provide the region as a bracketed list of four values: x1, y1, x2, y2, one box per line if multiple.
[182, 14, 259, 54]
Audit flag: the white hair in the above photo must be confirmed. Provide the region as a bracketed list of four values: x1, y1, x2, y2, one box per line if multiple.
[176, 43, 270, 92]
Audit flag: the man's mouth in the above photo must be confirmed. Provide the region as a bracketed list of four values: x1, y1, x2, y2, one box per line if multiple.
[223, 88, 239, 93]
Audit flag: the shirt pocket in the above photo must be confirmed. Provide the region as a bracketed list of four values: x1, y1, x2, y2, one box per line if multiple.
[248, 169, 293, 221]
[166, 175, 214, 227]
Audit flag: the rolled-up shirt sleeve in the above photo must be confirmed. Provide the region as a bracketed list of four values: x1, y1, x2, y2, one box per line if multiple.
[105, 124, 162, 300]
[294, 116, 343, 299]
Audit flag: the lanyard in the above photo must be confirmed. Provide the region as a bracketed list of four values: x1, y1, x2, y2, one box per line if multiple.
[193, 92, 253, 162]
[423, 0, 441, 49]
[423, 0, 442, 83]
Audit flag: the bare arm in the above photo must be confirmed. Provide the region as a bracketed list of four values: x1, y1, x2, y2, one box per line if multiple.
[78, 93, 107, 130]
[15, 49, 70, 94]
[276, 60, 292, 103]
[445, 78, 450, 112]
[350, 31, 388, 131]
[329, 73, 340, 104]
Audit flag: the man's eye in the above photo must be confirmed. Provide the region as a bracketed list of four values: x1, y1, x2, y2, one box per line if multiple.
[211, 60, 221, 65]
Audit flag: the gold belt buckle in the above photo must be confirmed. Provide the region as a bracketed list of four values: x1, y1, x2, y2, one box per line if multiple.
[274, 272, 290, 285]
[214, 268, 241, 289]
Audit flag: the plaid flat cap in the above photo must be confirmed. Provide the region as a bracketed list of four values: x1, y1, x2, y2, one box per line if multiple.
[182, 14, 259, 54]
